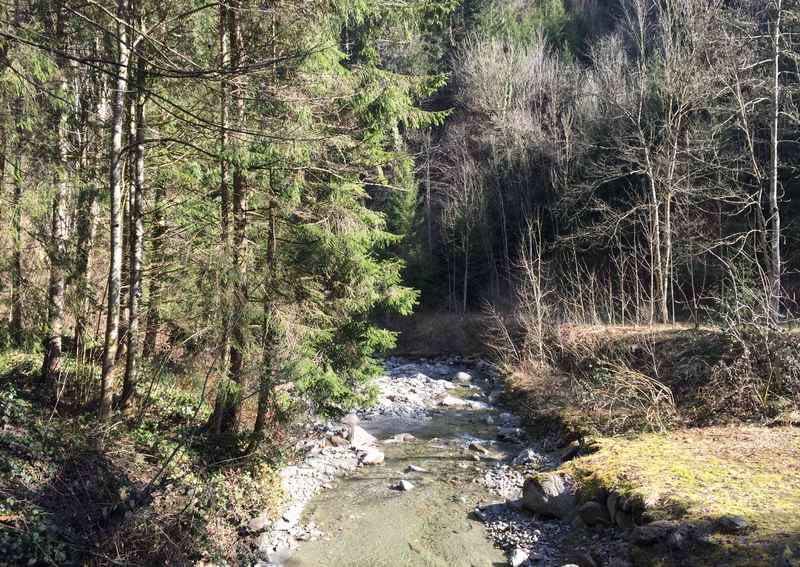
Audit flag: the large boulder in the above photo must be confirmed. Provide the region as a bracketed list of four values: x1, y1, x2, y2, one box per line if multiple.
[348, 425, 377, 449]
[439, 395, 467, 408]
[454, 371, 472, 383]
[577, 501, 612, 527]
[508, 547, 529, 567]
[630, 520, 683, 546]
[341, 413, 360, 427]
[360, 447, 385, 465]
[522, 473, 576, 520]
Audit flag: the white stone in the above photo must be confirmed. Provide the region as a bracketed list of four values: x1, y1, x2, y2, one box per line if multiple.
[439, 395, 467, 408]
[395, 480, 415, 491]
[455, 371, 472, 383]
[509, 547, 529, 567]
[360, 447, 385, 465]
[348, 425, 377, 449]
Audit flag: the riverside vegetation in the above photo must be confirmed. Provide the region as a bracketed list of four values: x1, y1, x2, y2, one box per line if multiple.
[2, 1, 800, 566]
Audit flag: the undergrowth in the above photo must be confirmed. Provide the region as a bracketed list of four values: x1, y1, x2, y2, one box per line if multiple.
[501, 325, 800, 439]
[0, 350, 289, 566]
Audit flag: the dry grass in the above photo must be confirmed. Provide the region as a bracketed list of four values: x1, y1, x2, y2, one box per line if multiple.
[499, 323, 800, 566]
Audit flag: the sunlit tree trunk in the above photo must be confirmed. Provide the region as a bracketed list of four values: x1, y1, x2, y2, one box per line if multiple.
[100, 0, 131, 420]
[11, 96, 24, 345]
[247, 206, 277, 452]
[214, 0, 247, 435]
[42, 75, 70, 384]
[209, 0, 233, 435]
[767, 0, 783, 322]
[121, 40, 146, 410]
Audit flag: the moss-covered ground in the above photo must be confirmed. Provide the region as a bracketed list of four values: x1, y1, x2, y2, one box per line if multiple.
[565, 426, 800, 566]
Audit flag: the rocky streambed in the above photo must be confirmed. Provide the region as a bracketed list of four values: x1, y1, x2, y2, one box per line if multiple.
[248, 358, 584, 567]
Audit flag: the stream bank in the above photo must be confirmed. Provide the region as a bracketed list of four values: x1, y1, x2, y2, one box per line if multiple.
[249, 358, 577, 567]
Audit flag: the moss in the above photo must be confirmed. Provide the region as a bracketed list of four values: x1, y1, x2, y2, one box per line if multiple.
[564, 426, 800, 566]
[448, 386, 474, 399]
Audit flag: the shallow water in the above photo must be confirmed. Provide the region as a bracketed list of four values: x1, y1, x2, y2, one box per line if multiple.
[286, 409, 512, 567]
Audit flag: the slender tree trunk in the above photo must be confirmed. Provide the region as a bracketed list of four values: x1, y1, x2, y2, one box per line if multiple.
[247, 205, 277, 452]
[663, 192, 673, 325]
[767, 0, 783, 322]
[117, 108, 132, 365]
[143, 182, 164, 358]
[100, 0, 131, 420]
[423, 130, 433, 256]
[647, 176, 668, 324]
[121, 44, 146, 410]
[73, 181, 99, 352]
[209, 0, 232, 434]
[217, 0, 247, 435]
[11, 96, 24, 345]
[462, 230, 469, 313]
[42, 68, 70, 384]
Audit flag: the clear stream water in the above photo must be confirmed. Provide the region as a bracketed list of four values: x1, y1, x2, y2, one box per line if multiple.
[286, 406, 515, 567]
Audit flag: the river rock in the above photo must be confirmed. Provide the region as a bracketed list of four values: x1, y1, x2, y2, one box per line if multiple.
[498, 427, 525, 443]
[718, 515, 749, 533]
[360, 447, 385, 465]
[455, 371, 472, 383]
[570, 550, 598, 567]
[348, 425, 377, 448]
[328, 435, 349, 447]
[522, 473, 576, 520]
[341, 413, 360, 427]
[577, 501, 611, 526]
[384, 432, 416, 444]
[395, 480, 415, 491]
[512, 448, 541, 467]
[509, 547, 529, 566]
[439, 395, 467, 407]
[406, 465, 428, 473]
[630, 520, 682, 546]
[469, 442, 490, 454]
[247, 513, 270, 532]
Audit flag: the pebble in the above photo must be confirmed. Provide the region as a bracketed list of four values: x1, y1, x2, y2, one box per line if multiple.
[395, 480, 415, 491]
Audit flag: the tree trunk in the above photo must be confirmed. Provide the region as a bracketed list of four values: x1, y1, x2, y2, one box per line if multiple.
[121, 44, 146, 410]
[462, 230, 469, 313]
[100, 0, 131, 420]
[42, 69, 70, 385]
[648, 176, 668, 324]
[143, 182, 165, 358]
[73, 181, 99, 353]
[247, 206, 277, 453]
[215, 0, 247, 435]
[767, 0, 783, 322]
[663, 192, 673, 325]
[209, 0, 232, 434]
[11, 96, 24, 345]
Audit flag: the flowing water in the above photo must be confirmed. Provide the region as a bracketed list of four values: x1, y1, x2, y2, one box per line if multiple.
[286, 404, 515, 567]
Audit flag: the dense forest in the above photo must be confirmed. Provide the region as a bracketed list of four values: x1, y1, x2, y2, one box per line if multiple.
[1, 0, 799, 565]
